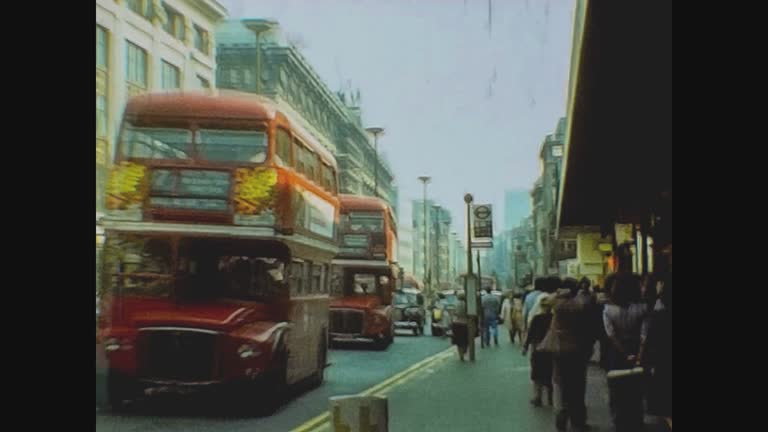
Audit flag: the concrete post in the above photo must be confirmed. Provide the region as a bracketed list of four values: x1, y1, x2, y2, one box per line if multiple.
[330, 395, 388, 432]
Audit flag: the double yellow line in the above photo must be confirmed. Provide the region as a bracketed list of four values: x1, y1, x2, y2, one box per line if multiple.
[291, 346, 455, 432]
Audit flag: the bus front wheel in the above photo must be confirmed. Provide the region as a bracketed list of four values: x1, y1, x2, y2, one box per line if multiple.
[106, 371, 137, 412]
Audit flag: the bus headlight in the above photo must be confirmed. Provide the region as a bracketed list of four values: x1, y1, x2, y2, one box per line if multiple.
[104, 338, 121, 352]
[238, 344, 262, 359]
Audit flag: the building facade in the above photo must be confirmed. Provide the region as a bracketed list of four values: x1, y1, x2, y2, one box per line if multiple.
[530, 117, 566, 276]
[449, 232, 465, 282]
[398, 225, 415, 278]
[215, 19, 397, 213]
[504, 190, 531, 232]
[412, 200, 455, 291]
[411, 199, 434, 284]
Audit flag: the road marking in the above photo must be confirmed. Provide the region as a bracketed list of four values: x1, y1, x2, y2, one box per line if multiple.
[370, 354, 454, 398]
[290, 346, 455, 432]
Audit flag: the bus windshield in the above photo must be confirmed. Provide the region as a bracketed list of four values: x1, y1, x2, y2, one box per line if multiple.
[102, 234, 288, 302]
[176, 238, 286, 303]
[342, 212, 384, 233]
[120, 123, 268, 164]
[103, 234, 174, 298]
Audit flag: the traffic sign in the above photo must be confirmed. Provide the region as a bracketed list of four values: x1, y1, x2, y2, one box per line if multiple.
[471, 241, 494, 249]
[472, 204, 493, 240]
[474, 205, 491, 220]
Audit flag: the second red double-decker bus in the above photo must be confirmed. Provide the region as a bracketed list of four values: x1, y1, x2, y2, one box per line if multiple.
[98, 91, 339, 412]
[329, 195, 399, 349]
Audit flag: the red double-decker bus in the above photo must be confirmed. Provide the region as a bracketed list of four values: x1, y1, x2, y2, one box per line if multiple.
[98, 91, 339, 412]
[329, 195, 399, 349]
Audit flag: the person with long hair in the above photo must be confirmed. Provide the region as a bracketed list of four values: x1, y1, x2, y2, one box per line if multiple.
[522, 294, 554, 407]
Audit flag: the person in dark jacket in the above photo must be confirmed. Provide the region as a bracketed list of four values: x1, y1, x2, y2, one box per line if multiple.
[547, 277, 592, 432]
[643, 274, 672, 420]
[597, 273, 617, 371]
[522, 294, 554, 407]
[604, 273, 650, 432]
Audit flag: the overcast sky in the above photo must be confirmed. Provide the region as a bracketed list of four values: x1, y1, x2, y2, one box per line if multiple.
[218, 0, 574, 234]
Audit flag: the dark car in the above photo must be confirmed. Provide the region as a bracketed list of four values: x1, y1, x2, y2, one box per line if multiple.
[392, 289, 425, 335]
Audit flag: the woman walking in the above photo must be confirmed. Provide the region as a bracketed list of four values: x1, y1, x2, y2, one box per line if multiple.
[451, 291, 470, 361]
[522, 294, 554, 406]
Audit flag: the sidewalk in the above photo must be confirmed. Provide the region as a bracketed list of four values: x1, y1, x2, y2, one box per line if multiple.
[380, 338, 669, 432]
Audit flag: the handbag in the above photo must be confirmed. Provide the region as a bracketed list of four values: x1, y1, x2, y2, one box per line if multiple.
[535, 313, 560, 353]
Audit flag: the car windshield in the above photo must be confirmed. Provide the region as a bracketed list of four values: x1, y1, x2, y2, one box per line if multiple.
[442, 294, 459, 306]
[350, 273, 378, 296]
[394, 292, 418, 305]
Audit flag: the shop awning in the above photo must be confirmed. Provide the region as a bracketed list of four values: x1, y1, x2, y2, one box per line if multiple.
[557, 1, 672, 230]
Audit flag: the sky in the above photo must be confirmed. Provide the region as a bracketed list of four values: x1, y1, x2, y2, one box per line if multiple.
[219, 0, 574, 235]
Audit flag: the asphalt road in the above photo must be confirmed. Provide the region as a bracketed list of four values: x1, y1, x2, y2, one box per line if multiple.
[96, 327, 452, 432]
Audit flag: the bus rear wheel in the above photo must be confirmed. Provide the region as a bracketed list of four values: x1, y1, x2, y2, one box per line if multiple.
[311, 330, 327, 388]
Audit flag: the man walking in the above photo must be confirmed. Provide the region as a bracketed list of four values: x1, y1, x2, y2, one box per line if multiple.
[481, 286, 501, 347]
[544, 277, 592, 432]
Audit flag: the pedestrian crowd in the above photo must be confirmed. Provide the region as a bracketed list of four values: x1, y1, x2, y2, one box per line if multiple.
[450, 272, 672, 432]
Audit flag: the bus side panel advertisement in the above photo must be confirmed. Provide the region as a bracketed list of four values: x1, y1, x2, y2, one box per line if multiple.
[294, 186, 335, 239]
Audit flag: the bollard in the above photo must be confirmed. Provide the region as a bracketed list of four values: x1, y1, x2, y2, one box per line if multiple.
[329, 395, 388, 432]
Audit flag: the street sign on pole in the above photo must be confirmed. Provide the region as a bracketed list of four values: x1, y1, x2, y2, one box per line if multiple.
[472, 204, 493, 241]
[471, 241, 494, 249]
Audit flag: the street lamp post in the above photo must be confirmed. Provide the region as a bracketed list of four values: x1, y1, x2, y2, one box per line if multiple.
[366, 127, 385, 198]
[432, 204, 442, 287]
[418, 176, 431, 297]
[243, 20, 276, 94]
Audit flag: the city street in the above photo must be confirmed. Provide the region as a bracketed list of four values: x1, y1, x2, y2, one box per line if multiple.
[95, 1, 671, 431]
[97, 330, 671, 432]
[96, 329, 452, 432]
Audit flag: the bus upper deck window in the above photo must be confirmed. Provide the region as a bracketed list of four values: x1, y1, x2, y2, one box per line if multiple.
[197, 129, 267, 163]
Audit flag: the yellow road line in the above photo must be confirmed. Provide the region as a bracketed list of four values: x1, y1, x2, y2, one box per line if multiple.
[370, 352, 454, 398]
[290, 346, 455, 432]
[361, 349, 454, 397]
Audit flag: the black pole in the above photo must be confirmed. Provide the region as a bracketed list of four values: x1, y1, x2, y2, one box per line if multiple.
[464, 194, 475, 361]
[374, 137, 378, 198]
[478, 249, 484, 349]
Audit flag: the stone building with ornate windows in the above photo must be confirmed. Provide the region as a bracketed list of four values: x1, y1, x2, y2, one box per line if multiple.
[215, 19, 398, 215]
[530, 117, 567, 276]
